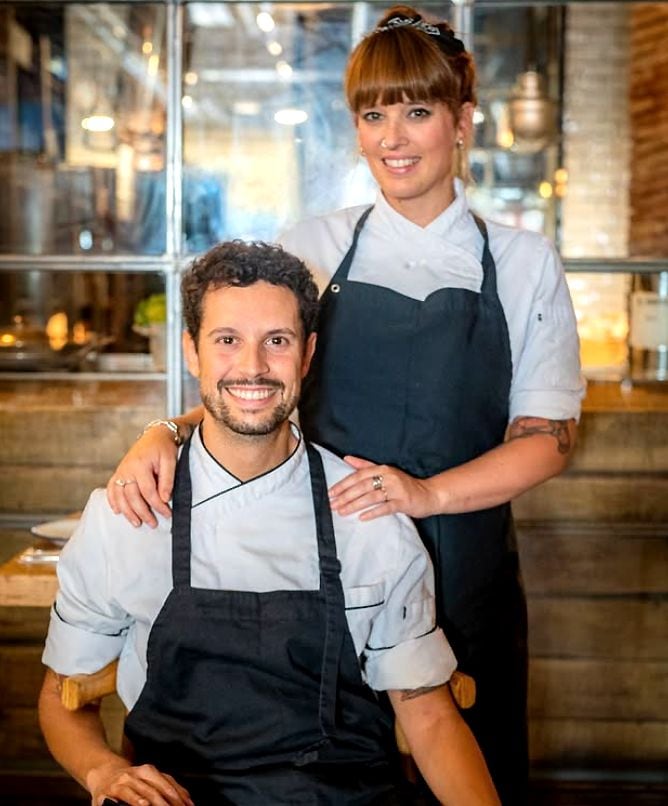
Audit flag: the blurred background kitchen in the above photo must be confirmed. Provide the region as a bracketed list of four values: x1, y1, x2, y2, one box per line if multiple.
[0, 1, 666, 804]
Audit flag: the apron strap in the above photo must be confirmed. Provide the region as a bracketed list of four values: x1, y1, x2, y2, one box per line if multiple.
[171, 438, 194, 588]
[305, 443, 345, 740]
[329, 206, 373, 284]
[471, 213, 498, 297]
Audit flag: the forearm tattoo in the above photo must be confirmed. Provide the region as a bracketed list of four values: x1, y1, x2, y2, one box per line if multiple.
[509, 417, 572, 455]
[399, 683, 448, 701]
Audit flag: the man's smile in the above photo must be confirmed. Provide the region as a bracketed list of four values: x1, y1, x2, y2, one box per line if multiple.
[225, 386, 278, 401]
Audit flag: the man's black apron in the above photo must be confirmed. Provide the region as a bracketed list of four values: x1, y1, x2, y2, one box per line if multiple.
[124, 438, 403, 805]
[300, 208, 529, 804]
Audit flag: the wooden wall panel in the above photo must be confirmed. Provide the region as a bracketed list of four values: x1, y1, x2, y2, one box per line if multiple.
[529, 658, 668, 720]
[530, 719, 668, 765]
[0, 708, 48, 760]
[514, 475, 668, 523]
[0, 606, 49, 641]
[518, 523, 668, 595]
[527, 597, 668, 660]
[571, 412, 668, 473]
[0, 646, 44, 708]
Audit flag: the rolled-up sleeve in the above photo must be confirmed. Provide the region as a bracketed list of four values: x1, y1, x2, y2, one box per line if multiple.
[510, 238, 585, 423]
[362, 517, 457, 691]
[42, 489, 130, 676]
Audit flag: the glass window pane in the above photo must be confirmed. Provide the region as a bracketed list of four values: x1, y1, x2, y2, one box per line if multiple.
[0, 3, 167, 256]
[0, 269, 166, 373]
[182, 2, 456, 250]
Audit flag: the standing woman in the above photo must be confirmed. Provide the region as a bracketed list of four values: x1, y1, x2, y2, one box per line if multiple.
[107, 6, 584, 803]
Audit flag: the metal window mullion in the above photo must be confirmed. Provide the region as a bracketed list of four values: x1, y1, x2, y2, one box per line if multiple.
[452, 1, 474, 51]
[0, 256, 171, 273]
[165, 0, 184, 417]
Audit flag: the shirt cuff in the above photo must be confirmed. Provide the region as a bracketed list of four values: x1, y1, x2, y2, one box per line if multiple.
[364, 627, 457, 692]
[510, 388, 585, 423]
[42, 606, 125, 676]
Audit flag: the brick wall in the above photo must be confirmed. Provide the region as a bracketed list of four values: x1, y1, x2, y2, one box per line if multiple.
[629, 3, 668, 256]
[561, 2, 631, 376]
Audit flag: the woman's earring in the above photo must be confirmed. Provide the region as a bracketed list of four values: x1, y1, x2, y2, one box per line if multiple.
[456, 138, 465, 150]
[359, 146, 366, 157]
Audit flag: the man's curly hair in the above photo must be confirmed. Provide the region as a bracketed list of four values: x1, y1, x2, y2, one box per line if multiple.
[182, 240, 319, 343]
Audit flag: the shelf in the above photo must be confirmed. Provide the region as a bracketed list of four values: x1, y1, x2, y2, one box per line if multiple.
[0, 371, 167, 382]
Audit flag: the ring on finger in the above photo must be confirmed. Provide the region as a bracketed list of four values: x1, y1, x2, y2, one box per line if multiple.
[114, 478, 138, 488]
[372, 474, 384, 491]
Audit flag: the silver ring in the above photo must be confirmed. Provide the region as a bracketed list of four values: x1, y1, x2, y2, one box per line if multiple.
[114, 478, 137, 488]
[372, 474, 384, 491]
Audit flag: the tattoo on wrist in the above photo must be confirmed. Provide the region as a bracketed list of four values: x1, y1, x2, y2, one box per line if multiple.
[509, 417, 571, 454]
[399, 683, 447, 701]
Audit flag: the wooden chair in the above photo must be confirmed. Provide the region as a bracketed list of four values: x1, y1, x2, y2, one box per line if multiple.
[60, 659, 476, 757]
[61, 660, 475, 713]
[61, 659, 119, 710]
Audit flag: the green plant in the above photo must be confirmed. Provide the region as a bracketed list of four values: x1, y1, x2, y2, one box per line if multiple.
[134, 293, 166, 327]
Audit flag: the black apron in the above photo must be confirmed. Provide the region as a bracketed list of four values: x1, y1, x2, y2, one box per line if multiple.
[300, 208, 529, 805]
[124, 438, 404, 805]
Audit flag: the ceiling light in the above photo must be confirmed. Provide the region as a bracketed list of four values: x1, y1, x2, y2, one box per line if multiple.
[184, 71, 199, 86]
[274, 108, 308, 126]
[147, 54, 160, 77]
[256, 11, 275, 33]
[267, 41, 282, 56]
[538, 181, 553, 199]
[234, 101, 261, 116]
[81, 115, 115, 133]
[276, 60, 292, 79]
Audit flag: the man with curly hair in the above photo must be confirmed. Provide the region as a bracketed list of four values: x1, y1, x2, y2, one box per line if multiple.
[38, 240, 498, 806]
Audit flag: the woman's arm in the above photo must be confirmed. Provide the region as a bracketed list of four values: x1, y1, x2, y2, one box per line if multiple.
[38, 670, 192, 806]
[106, 407, 203, 527]
[108, 411, 575, 526]
[328, 416, 577, 520]
[388, 684, 500, 805]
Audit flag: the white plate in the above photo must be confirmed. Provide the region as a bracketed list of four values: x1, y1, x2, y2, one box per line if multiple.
[31, 518, 80, 544]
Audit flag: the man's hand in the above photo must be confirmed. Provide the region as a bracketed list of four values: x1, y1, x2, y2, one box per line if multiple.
[88, 758, 193, 806]
[39, 670, 193, 806]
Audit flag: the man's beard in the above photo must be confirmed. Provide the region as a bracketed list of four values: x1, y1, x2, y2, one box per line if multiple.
[201, 378, 298, 437]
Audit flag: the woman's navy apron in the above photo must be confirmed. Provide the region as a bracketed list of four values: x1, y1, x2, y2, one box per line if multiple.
[124, 438, 404, 805]
[300, 208, 529, 804]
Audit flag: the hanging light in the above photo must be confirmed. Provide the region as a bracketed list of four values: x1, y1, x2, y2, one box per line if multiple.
[81, 114, 114, 133]
[507, 70, 556, 152]
[274, 108, 308, 126]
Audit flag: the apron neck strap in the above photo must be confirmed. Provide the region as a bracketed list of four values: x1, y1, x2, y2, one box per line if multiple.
[305, 442, 340, 580]
[304, 442, 345, 739]
[171, 437, 193, 588]
[471, 213, 498, 296]
[331, 206, 373, 283]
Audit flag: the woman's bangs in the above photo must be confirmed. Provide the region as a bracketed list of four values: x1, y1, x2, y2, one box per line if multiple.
[347, 38, 457, 111]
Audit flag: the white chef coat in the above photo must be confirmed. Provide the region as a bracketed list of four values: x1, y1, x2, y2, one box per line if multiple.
[280, 179, 585, 423]
[43, 425, 456, 710]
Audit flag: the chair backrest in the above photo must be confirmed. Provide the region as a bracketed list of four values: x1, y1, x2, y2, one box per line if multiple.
[61, 659, 118, 710]
[61, 662, 475, 713]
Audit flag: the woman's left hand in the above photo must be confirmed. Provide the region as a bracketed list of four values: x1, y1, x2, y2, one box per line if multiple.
[328, 456, 439, 520]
